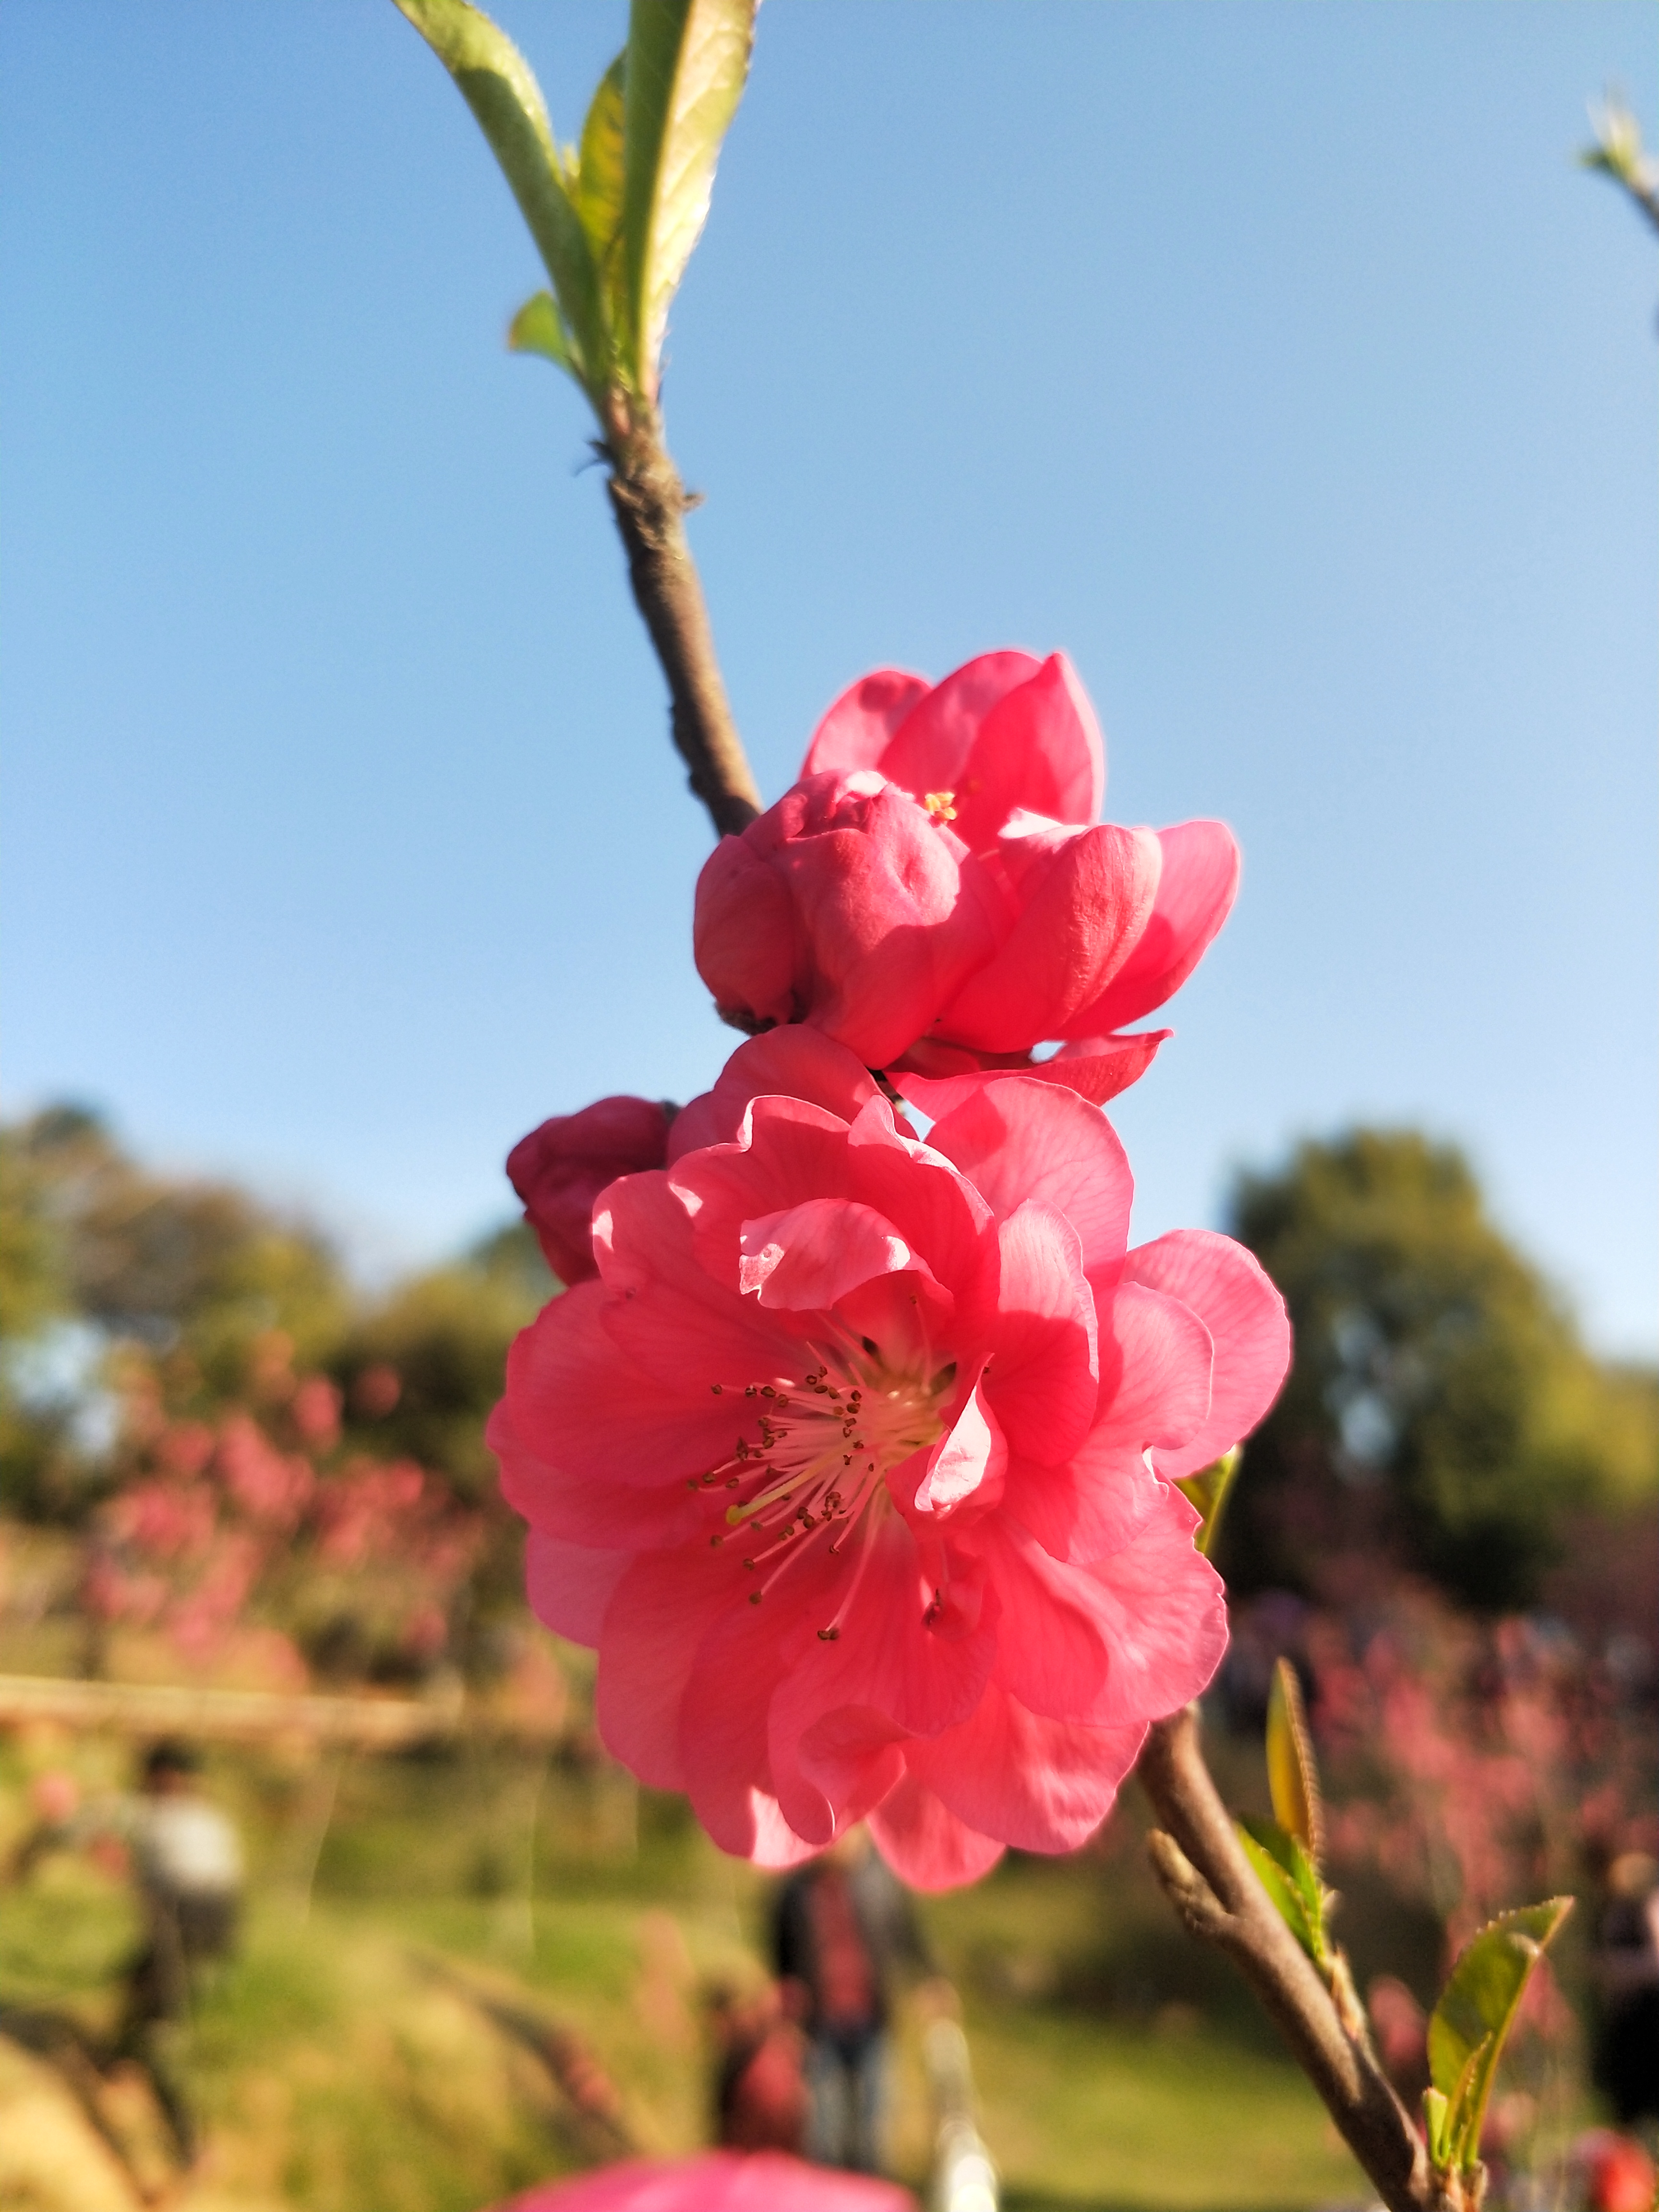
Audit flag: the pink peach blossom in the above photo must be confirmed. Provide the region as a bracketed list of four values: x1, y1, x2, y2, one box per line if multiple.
[509, 1096, 674, 1286]
[493, 1031, 1287, 1890]
[693, 651, 1239, 1090]
[501, 2152, 912, 2212]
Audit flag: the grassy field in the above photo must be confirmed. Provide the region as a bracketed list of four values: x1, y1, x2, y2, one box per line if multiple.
[0, 1728, 1374, 2212]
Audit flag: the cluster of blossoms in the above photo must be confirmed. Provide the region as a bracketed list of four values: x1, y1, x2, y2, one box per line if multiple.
[84, 1339, 481, 1682]
[498, 652, 1289, 1889]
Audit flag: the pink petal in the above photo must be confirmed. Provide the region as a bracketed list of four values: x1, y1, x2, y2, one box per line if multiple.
[905, 1681, 1144, 1853]
[891, 1030, 1168, 1116]
[1094, 1280, 1215, 1451]
[507, 1097, 671, 1287]
[1123, 1230, 1291, 1478]
[1002, 1430, 1165, 1566]
[1067, 1491, 1230, 1727]
[877, 651, 1043, 807]
[596, 1169, 804, 1395]
[594, 1547, 734, 1791]
[491, 1294, 728, 1549]
[677, 1094, 998, 1353]
[1003, 1280, 1213, 1565]
[1038, 1032, 1170, 1103]
[949, 654, 1105, 854]
[981, 1202, 1099, 1467]
[739, 1197, 924, 1311]
[973, 1518, 1115, 1720]
[525, 1529, 630, 1648]
[783, 1704, 909, 1847]
[693, 772, 1003, 1070]
[935, 823, 1163, 1051]
[505, 2151, 915, 2212]
[914, 1382, 1007, 1514]
[746, 1794, 826, 1871]
[692, 833, 801, 1034]
[925, 1075, 1133, 1284]
[1062, 819, 1239, 1037]
[867, 1769, 1005, 1891]
[678, 1587, 797, 1856]
[666, 1032, 882, 1163]
[770, 1513, 998, 1746]
[801, 668, 932, 778]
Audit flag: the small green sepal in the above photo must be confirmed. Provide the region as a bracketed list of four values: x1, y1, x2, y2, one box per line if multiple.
[1176, 1445, 1240, 1558]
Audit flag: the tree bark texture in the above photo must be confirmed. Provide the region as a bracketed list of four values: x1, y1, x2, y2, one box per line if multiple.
[605, 420, 761, 842]
[1137, 1706, 1442, 2212]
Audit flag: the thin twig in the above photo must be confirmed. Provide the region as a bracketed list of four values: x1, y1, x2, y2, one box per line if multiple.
[602, 409, 761, 841]
[1137, 1706, 1440, 2212]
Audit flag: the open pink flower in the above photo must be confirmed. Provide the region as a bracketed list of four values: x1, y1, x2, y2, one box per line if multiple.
[693, 651, 1239, 1098]
[509, 1096, 673, 1286]
[492, 1031, 1288, 1890]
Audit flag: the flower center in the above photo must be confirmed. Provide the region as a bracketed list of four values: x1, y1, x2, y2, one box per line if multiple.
[695, 1336, 954, 1635]
[922, 789, 958, 824]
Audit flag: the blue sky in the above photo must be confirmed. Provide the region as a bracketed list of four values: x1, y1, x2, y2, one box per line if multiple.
[2, 2, 1655, 1354]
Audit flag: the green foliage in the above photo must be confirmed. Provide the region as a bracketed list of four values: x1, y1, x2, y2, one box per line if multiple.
[1264, 1656, 1322, 1865]
[334, 1226, 552, 1503]
[1237, 1660, 1336, 1968]
[0, 1105, 349, 1379]
[1238, 1817, 1330, 1966]
[616, 0, 755, 396]
[1226, 1128, 1658, 1609]
[1424, 1898, 1572, 2177]
[1173, 1445, 1239, 1558]
[395, 0, 754, 422]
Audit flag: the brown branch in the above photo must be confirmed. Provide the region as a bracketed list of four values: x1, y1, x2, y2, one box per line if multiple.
[603, 411, 762, 841]
[1138, 1706, 1439, 2212]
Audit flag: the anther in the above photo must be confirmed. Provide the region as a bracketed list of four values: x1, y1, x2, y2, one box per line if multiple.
[816, 1627, 841, 1642]
[710, 1383, 723, 1395]
[749, 1591, 763, 1606]
[726, 1477, 739, 1489]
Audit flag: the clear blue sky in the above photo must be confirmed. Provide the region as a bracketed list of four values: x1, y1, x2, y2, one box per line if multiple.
[2, 2, 1654, 1354]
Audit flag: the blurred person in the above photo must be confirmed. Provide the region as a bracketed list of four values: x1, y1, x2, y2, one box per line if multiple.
[771, 1829, 933, 2175]
[12, 1738, 243, 2167]
[705, 1979, 810, 2153]
[1592, 1852, 1659, 2133]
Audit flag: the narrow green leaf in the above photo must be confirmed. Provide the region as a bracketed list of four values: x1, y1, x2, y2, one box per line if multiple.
[507, 290, 580, 378]
[576, 54, 628, 263]
[392, 0, 608, 396]
[619, 0, 755, 395]
[1175, 1445, 1240, 1558]
[1238, 1818, 1323, 1960]
[1427, 1899, 1572, 2173]
[1422, 2087, 1453, 2169]
[1266, 1657, 1325, 1868]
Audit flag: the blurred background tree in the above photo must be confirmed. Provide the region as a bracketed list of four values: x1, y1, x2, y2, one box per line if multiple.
[1221, 1129, 1659, 1611]
[0, 1105, 554, 1687]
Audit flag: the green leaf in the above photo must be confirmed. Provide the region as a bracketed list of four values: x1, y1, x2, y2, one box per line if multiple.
[618, 0, 755, 396]
[1427, 1898, 1572, 2173]
[507, 290, 580, 378]
[576, 54, 628, 264]
[1238, 1817, 1327, 1962]
[1422, 2087, 1453, 2169]
[392, 0, 606, 395]
[1266, 1657, 1325, 1868]
[1175, 1445, 1240, 1558]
